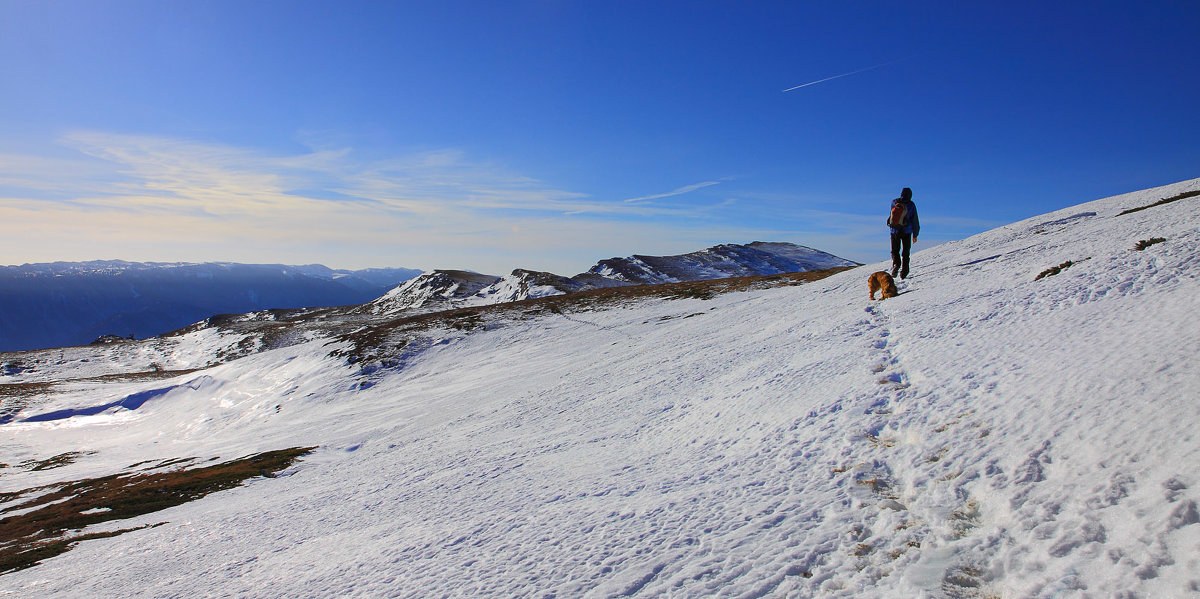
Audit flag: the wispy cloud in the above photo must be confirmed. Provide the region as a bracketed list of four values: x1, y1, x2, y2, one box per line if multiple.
[625, 180, 723, 203]
[51, 132, 612, 221]
[0, 133, 756, 272]
[0, 151, 124, 200]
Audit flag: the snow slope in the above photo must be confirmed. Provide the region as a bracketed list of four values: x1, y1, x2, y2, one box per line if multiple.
[2, 179, 1199, 597]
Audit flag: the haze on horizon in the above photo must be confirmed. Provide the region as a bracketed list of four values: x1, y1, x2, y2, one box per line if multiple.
[1, 1, 1197, 274]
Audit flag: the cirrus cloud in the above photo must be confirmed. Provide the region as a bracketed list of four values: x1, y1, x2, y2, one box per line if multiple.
[0, 132, 767, 272]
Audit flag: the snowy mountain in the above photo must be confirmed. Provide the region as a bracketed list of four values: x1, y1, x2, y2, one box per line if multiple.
[2, 179, 1199, 597]
[364, 269, 507, 315]
[367, 242, 857, 316]
[587, 241, 856, 285]
[0, 261, 421, 352]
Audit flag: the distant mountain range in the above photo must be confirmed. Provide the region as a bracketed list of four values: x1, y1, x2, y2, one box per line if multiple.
[0, 243, 856, 352]
[365, 242, 858, 316]
[0, 261, 421, 352]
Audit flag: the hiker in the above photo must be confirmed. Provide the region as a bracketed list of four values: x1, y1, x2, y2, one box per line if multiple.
[887, 187, 920, 279]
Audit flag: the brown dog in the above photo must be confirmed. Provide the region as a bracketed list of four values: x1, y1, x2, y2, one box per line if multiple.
[868, 271, 898, 300]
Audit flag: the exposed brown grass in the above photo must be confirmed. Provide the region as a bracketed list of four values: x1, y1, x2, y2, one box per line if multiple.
[1133, 237, 1166, 251]
[0, 446, 314, 575]
[1034, 261, 1075, 281]
[0, 381, 54, 398]
[5, 451, 95, 473]
[75, 369, 203, 385]
[1118, 189, 1200, 216]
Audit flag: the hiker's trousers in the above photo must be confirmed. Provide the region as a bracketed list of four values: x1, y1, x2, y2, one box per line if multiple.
[890, 233, 912, 279]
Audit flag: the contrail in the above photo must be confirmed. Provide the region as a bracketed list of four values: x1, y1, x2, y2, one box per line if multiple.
[625, 180, 722, 203]
[782, 59, 901, 93]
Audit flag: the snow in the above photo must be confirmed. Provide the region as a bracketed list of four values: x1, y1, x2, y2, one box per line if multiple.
[367, 270, 505, 315]
[485, 273, 564, 302]
[2, 179, 1200, 597]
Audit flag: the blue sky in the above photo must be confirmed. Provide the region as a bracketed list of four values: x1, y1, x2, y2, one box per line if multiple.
[1, 1, 1197, 274]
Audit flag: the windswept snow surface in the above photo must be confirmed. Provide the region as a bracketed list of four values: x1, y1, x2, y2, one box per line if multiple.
[3, 179, 1200, 597]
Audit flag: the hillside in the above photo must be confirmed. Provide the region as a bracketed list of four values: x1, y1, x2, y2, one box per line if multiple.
[2, 179, 1199, 597]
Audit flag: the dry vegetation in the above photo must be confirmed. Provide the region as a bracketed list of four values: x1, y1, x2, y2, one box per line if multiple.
[1133, 237, 1166, 251]
[0, 447, 314, 575]
[1035, 261, 1075, 281]
[1118, 189, 1200, 216]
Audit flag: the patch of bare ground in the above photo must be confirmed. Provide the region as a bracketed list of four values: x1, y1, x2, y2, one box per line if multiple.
[1133, 237, 1166, 251]
[1035, 260, 1078, 281]
[0, 381, 55, 398]
[72, 369, 204, 385]
[1, 451, 96, 473]
[0, 446, 315, 575]
[1118, 188, 1200, 216]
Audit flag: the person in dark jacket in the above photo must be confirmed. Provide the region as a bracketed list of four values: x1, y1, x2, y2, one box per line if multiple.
[888, 187, 920, 279]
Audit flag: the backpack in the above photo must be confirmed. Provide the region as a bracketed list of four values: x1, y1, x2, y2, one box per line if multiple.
[887, 201, 908, 228]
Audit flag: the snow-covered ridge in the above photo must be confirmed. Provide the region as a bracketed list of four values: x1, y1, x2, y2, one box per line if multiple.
[1, 178, 1199, 597]
[367, 241, 857, 316]
[587, 241, 854, 284]
[366, 269, 504, 315]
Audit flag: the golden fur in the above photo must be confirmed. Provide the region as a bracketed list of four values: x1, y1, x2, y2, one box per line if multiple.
[868, 271, 898, 300]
